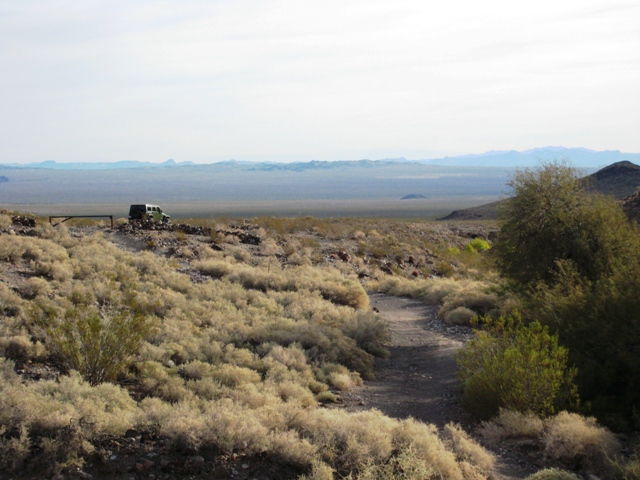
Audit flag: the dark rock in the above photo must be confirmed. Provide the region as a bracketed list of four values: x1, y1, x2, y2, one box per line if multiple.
[184, 455, 205, 473]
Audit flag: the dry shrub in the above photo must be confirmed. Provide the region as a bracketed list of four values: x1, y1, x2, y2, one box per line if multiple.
[194, 259, 234, 278]
[525, 469, 581, 480]
[392, 417, 476, 480]
[0, 367, 138, 437]
[298, 460, 335, 480]
[439, 289, 499, 320]
[21, 276, 52, 299]
[211, 364, 262, 387]
[444, 307, 477, 326]
[0, 214, 13, 229]
[0, 235, 70, 267]
[33, 304, 155, 385]
[542, 411, 621, 471]
[478, 409, 544, 442]
[317, 364, 362, 390]
[340, 312, 390, 358]
[0, 424, 31, 472]
[227, 244, 251, 262]
[443, 423, 495, 473]
[316, 391, 338, 403]
[287, 252, 312, 266]
[0, 282, 24, 315]
[0, 333, 47, 361]
[0, 218, 507, 476]
[372, 276, 494, 311]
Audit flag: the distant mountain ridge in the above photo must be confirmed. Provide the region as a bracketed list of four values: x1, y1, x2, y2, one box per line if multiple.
[2, 147, 638, 170]
[0, 159, 195, 170]
[420, 147, 640, 168]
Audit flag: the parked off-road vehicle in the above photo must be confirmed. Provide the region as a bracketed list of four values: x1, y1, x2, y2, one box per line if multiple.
[129, 204, 171, 223]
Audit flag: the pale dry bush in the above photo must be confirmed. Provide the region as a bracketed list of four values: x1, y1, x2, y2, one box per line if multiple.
[292, 408, 396, 471]
[0, 424, 31, 472]
[21, 276, 52, 299]
[210, 364, 262, 387]
[226, 263, 370, 310]
[478, 409, 544, 441]
[0, 235, 70, 267]
[443, 423, 495, 473]
[287, 252, 313, 266]
[393, 418, 470, 480]
[444, 307, 477, 326]
[439, 289, 499, 322]
[316, 363, 362, 390]
[34, 259, 74, 281]
[227, 244, 251, 262]
[178, 360, 216, 380]
[142, 396, 318, 465]
[0, 332, 47, 361]
[0, 282, 24, 314]
[525, 469, 581, 480]
[186, 377, 228, 401]
[542, 411, 621, 470]
[371, 276, 461, 304]
[0, 223, 500, 476]
[297, 460, 335, 480]
[0, 365, 138, 436]
[262, 237, 283, 256]
[274, 380, 316, 406]
[372, 276, 499, 323]
[0, 214, 12, 229]
[69, 242, 119, 279]
[194, 259, 234, 278]
[289, 409, 492, 479]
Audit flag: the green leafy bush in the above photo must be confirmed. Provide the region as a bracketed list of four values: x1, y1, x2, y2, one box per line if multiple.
[495, 161, 640, 428]
[464, 238, 490, 253]
[456, 312, 577, 419]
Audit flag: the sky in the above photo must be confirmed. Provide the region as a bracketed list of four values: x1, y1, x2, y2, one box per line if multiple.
[1, 0, 639, 163]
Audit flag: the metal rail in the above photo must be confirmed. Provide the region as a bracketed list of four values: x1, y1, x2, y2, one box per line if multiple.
[49, 215, 114, 229]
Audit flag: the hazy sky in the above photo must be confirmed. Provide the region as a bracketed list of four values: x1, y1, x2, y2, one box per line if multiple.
[1, 1, 639, 163]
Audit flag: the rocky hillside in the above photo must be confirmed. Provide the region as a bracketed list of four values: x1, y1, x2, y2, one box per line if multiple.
[620, 191, 640, 225]
[440, 161, 640, 221]
[586, 160, 640, 198]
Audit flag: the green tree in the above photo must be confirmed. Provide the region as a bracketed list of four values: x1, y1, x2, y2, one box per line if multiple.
[456, 312, 577, 420]
[494, 161, 634, 290]
[495, 161, 640, 429]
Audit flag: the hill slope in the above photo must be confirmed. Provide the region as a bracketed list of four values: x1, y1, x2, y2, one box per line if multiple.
[439, 161, 640, 221]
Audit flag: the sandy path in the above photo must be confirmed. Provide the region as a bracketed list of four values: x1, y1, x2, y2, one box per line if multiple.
[341, 292, 473, 428]
[338, 293, 535, 479]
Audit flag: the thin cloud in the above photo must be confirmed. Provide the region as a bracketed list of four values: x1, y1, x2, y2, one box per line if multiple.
[1, 0, 638, 163]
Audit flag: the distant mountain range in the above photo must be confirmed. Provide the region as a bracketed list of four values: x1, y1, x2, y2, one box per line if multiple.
[2, 147, 639, 170]
[419, 147, 640, 168]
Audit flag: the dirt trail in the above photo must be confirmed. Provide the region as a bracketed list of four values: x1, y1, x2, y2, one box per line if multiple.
[341, 293, 473, 428]
[340, 293, 536, 479]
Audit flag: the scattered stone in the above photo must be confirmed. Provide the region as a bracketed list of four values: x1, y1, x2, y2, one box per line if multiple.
[135, 459, 155, 473]
[12, 215, 36, 227]
[337, 250, 351, 262]
[71, 470, 92, 479]
[184, 455, 205, 473]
